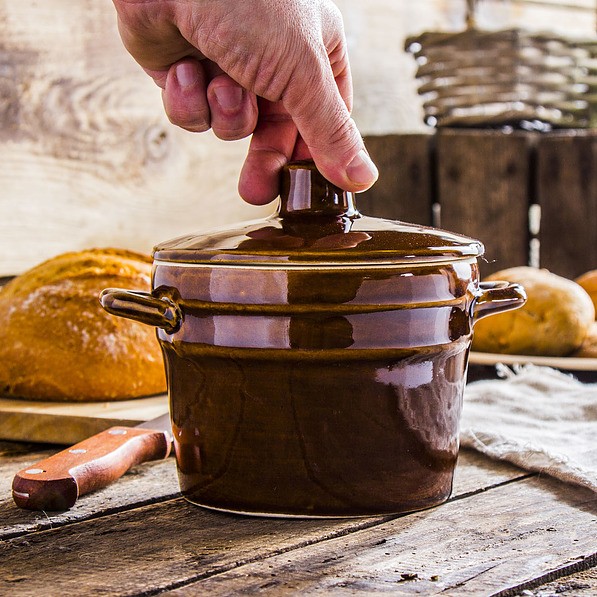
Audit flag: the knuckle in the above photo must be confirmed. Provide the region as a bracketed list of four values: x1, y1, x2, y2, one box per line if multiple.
[166, 110, 211, 133]
[212, 127, 251, 141]
[164, 98, 211, 132]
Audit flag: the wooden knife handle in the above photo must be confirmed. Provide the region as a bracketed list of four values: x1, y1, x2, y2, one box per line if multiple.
[12, 426, 172, 511]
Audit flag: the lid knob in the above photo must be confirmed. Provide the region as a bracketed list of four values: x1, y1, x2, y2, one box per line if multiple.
[279, 161, 358, 218]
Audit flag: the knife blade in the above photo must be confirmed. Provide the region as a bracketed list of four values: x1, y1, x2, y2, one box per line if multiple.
[12, 412, 173, 511]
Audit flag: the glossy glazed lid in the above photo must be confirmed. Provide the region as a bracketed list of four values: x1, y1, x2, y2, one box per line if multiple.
[154, 161, 484, 267]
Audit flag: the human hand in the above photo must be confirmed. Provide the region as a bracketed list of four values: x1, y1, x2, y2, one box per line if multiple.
[112, 0, 378, 204]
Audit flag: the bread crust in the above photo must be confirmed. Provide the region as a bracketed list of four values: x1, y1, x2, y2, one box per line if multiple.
[472, 266, 595, 357]
[573, 322, 597, 358]
[575, 269, 597, 315]
[0, 248, 166, 401]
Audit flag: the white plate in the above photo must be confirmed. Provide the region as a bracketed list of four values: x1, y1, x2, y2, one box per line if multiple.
[469, 351, 597, 372]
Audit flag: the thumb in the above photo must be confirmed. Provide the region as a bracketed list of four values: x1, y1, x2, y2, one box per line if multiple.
[284, 68, 378, 192]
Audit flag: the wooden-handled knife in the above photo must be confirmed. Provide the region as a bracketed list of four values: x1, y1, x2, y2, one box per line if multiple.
[12, 412, 173, 511]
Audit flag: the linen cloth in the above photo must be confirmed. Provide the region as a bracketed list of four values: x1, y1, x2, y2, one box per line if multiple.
[460, 365, 597, 492]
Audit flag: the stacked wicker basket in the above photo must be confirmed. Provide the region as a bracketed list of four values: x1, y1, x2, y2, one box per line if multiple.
[405, 0, 597, 129]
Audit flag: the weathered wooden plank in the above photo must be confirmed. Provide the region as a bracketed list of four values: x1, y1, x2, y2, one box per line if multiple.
[0, 460, 179, 541]
[0, 452, 530, 594]
[169, 476, 597, 596]
[0, 0, 271, 277]
[360, 134, 434, 226]
[0, 441, 179, 540]
[436, 129, 533, 277]
[0, 497, 381, 594]
[0, 449, 526, 541]
[536, 130, 597, 279]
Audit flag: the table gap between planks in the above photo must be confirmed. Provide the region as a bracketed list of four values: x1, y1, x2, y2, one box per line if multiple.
[1, 440, 595, 596]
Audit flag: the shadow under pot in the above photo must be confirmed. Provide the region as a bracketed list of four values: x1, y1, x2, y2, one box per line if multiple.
[101, 160, 525, 518]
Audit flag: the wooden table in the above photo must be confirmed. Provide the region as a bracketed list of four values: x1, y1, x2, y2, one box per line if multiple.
[1, 440, 596, 596]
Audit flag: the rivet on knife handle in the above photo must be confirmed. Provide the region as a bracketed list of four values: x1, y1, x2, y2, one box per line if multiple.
[12, 427, 172, 511]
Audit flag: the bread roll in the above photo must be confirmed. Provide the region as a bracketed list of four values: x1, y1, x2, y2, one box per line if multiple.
[573, 322, 597, 358]
[0, 248, 166, 401]
[575, 269, 597, 317]
[472, 266, 595, 357]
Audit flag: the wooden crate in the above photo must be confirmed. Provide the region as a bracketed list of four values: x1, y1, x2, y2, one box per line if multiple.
[361, 130, 597, 279]
[535, 132, 597, 279]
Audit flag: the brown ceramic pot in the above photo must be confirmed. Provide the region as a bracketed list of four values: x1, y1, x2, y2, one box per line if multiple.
[101, 161, 525, 518]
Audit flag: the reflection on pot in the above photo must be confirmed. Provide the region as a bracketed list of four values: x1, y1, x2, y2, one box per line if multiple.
[158, 259, 474, 516]
[168, 342, 467, 517]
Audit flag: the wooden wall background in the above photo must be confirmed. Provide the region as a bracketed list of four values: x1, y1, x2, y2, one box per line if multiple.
[0, 1, 271, 277]
[0, 0, 595, 276]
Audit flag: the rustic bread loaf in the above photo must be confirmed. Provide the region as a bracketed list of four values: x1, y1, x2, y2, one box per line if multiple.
[0, 248, 166, 401]
[472, 266, 595, 357]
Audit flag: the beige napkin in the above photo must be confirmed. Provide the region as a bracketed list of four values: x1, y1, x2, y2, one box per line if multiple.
[461, 365, 597, 492]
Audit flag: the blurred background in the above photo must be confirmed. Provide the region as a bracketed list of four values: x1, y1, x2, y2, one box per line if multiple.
[1, 0, 595, 277]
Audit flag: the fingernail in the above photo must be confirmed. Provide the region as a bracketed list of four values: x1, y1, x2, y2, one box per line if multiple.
[346, 149, 378, 186]
[213, 86, 243, 112]
[175, 62, 198, 88]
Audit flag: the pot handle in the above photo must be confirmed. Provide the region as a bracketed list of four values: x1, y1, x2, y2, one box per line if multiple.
[472, 281, 526, 323]
[100, 288, 181, 333]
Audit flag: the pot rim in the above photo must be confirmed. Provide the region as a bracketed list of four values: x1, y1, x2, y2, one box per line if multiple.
[152, 255, 482, 269]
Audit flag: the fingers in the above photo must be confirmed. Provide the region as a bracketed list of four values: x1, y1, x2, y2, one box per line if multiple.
[238, 99, 300, 205]
[277, 4, 377, 194]
[207, 75, 258, 141]
[161, 60, 258, 138]
[284, 58, 378, 194]
[290, 136, 311, 161]
[162, 59, 211, 132]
